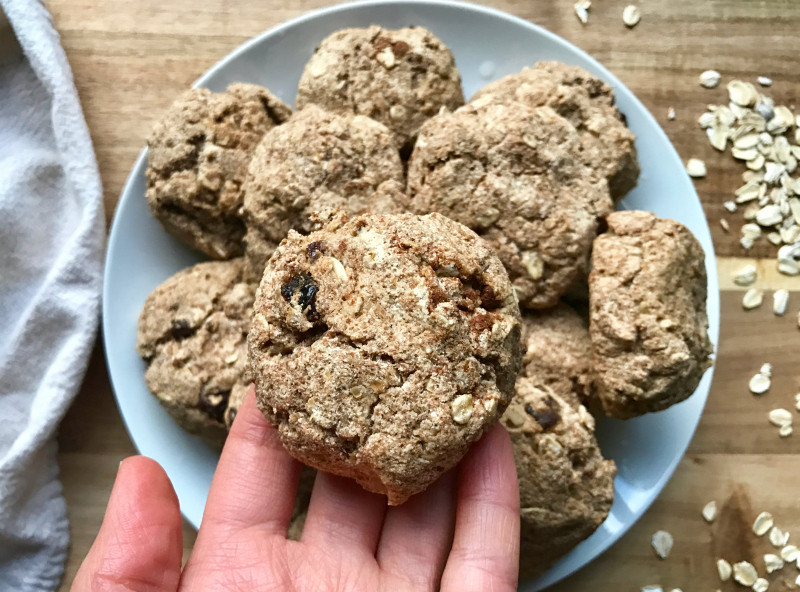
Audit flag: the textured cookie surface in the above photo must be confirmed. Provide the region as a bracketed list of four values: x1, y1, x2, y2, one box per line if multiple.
[137, 259, 254, 446]
[242, 105, 406, 280]
[501, 378, 616, 577]
[296, 25, 464, 150]
[146, 84, 291, 259]
[521, 303, 595, 411]
[407, 102, 612, 309]
[471, 61, 639, 201]
[589, 210, 713, 418]
[248, 213, 522, 504]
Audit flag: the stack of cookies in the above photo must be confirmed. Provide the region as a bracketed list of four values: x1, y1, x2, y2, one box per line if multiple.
[136, 24, 713, 577]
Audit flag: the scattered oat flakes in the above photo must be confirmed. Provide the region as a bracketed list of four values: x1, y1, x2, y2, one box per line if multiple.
[724, 200, 738, 213]
[651, 530, 673, 559]
[717, 558, 733, 581]
[743, 288, 764, 310]
[773, 289, 789, 315]
[703, 500, 717, 523]
[667, 106, 676, 120]
[764, 552, 784, 573]
[781, 545, 799, 562]
[753, 577, 769, 592]
[770, 526, 789, 547]
[622, 4, 641, 27]
[733, 561, 758, 586]
[733, 263, 758, 286]
[686, 158, 707, 178]
[758, 76, 773, 87]
[768, 408, 792, 427]
[700, 70, 722, 89]
[794, 393, 800, 411]
[754, 512, 775, 536]
[720, 219, 730, 232]
[760, 362, 772, 377]
[574, 0, 590, 24]
[779, 424, 793, 437]
[749, 371, 771, 394]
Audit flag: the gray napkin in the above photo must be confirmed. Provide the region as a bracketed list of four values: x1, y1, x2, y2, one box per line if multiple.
[0, 0, 104, 589]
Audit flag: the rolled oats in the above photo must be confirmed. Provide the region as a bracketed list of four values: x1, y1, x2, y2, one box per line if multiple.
[651, 530, 673, 559]
[754, 511, 775, 535]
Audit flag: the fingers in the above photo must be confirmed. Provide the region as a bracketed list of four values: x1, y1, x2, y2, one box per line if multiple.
[71, 456, 182, 592]
[441, 424, 520, 592]
[300, 471, 387, 556]
[198, 385, 301, 536]
[376, 470, 457, 590]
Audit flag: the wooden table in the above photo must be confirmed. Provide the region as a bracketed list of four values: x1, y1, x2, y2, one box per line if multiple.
[51, 0, 800, 589]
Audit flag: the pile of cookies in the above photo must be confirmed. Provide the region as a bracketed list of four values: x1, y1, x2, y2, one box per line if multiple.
[136, 24, 713, 577]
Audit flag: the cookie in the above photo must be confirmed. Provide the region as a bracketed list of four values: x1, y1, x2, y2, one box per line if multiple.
[521, 303, 595, 411]
[589, 210, 713, 418]
[248, 212, 522, 504]
[470, 61, 639, 200]
[242, 105, 406, 281]
[146, 83, 292, 259]
[296, 25, 464, 151]
[407, 102, 612, 309]
[501, 378, 616, 577]
[137, 258, 254, 446]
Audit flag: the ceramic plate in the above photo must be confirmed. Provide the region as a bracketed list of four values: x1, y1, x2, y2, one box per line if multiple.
[103, 1, 720, 588]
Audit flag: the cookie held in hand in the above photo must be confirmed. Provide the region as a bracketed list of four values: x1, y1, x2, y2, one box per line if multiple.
[248, 212, 522, 504]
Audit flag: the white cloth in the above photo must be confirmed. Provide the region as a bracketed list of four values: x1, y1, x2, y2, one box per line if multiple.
[0, 0, 105, 589]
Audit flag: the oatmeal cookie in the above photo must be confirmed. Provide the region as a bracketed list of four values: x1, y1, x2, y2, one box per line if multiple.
[146, 84, 291, 259]
[137, 258, 254, 446]
[471, 61, 639, 200]
[407, 102, 612, 309]
[589, 210, 713, 418]
[242, 105, 406, 281]
[501, 378, 616, 577]
[248, 212, 522, 505]
[521, 303, 595, 411]
[296, 25, 464, 151]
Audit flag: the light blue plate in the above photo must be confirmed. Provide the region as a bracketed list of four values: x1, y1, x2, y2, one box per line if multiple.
[103, 1, 720, 588]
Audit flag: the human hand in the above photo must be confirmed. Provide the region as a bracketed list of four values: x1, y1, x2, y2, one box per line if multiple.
[71, 386, 520, 592]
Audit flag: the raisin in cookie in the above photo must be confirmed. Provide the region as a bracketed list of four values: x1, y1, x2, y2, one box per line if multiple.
[407, 102, 612, 309]
[589, 210, 713, 419]
[137, 258, 254, 446]
[146, 84, 291, 259]
[471, 61, 639, 201]
[248, 212, 522, 504]
[242, 105, 406, 281]
[501, 378, 616, 577]
[296, 25, 464, 151]
[521, 303, 595, 411]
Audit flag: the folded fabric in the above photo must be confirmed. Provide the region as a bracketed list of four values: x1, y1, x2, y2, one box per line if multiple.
[0, 1, 105, 590]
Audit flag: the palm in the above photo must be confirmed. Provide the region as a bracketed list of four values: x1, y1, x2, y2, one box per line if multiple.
[72, 389, 520, 592]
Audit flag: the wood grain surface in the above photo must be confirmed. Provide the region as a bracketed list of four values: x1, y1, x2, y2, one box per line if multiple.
[47, 0, 800, 589]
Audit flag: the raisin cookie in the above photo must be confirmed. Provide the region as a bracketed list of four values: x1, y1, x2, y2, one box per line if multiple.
[248, 212, 522, 505]
[471, 61, 639, 200]
[521, 303, 595, 411]
[242, 105, 406, 281]
[407, 102, 612, 309]
[501, 378, 616, 577]
[137, 258, 254, 446]
[146, 84, 292, 259]
[590, 210, 713, 418]
[296, 25, 464, 151]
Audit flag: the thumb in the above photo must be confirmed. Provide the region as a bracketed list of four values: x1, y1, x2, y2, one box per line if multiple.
[71, 456, 183, 592]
